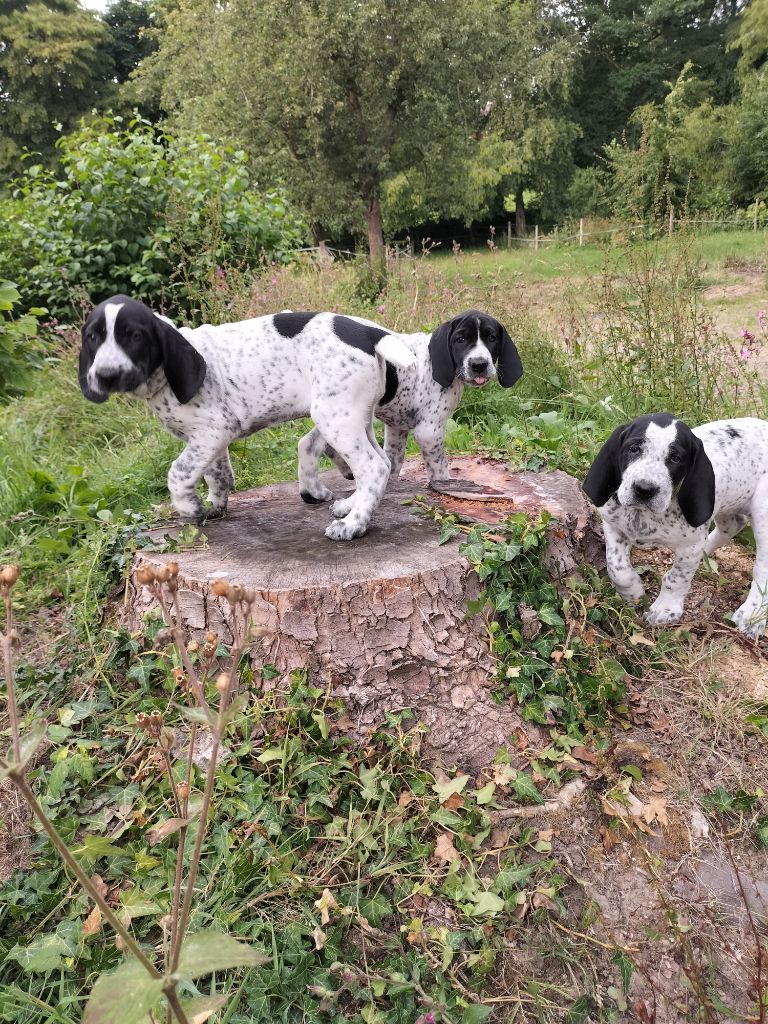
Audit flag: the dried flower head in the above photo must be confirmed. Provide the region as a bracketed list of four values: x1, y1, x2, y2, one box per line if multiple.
[176, 781, 190, 800]
[0, 564, 20, 590]
[215, 672, 230, 694]
[135, 566, 156, 586]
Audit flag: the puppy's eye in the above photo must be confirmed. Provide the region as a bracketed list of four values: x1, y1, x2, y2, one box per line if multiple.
[627, 443, 642, 455]
[668, 453, 681, 464]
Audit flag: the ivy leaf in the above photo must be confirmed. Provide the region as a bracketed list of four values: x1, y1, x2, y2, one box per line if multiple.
[470, 891, 505, 917]
[432, 774, 470, 804]
[511, 771, 545, 805]
[175, 931, 269, 978]
[83, 959, 164, 1024]
[5, 932, 75, 974]
[461, 1007, 493, 1024]
[0, 721, 46, 779]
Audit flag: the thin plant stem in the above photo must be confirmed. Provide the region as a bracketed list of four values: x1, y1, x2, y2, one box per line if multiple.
[2, 591, 21, 764]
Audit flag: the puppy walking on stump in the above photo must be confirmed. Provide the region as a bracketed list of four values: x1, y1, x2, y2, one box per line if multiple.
[297, 309, 523, 504]
[583, 413, 768, 638]
[79, 297, 416, 540]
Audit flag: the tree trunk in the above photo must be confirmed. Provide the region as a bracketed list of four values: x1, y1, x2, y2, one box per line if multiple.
[515, 187, 527, 238]
[366, 195, 385, 269]
[126, 457, 603, 772]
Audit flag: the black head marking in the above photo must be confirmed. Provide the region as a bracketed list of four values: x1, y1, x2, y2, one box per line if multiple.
[332, 316, 389, 355]
[428, 309, 523, 389]
[583, 413, 676, 507]
[79, 295, 206, 405]
[725, 426, 741, 440]
[380, 362, 399, 405]
[273, 312, 318, 338]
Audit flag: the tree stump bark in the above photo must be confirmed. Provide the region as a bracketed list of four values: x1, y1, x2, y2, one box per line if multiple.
[127, 456, 603, 771]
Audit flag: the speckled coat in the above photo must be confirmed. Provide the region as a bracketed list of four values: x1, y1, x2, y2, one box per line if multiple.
[297, 310, 523, 501]
[79, 299, 416, 540]
[583, 413, 768, 638]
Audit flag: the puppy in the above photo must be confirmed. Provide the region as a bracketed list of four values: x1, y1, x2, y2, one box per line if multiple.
[297, 309, 523, 504]
[78, 297, 417, 540]
[583, 413, 768, 637]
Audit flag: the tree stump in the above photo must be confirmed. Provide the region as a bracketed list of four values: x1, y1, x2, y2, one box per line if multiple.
[127, 456, 603, 771]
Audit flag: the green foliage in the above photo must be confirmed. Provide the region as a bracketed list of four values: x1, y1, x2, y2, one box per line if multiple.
[0, 114, 305, 318]
[0, 281, 44, 399]
[0, 0, 110, 178]
[460, 514, 638, 731]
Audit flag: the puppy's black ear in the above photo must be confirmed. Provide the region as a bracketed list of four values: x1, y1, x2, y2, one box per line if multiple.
[677, 436, 715, 527]
[583, 424, 627, 507]
[78, 325, 108, 404]
[428, 319, 457, 388]
[495, 322, 523, 388]
[154, 316, 206, 403]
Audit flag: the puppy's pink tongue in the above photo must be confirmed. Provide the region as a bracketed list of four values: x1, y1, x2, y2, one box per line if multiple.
[474, 375, 487, 385]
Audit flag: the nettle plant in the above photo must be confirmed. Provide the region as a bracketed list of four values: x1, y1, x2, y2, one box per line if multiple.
[0, 563, 268, 1024]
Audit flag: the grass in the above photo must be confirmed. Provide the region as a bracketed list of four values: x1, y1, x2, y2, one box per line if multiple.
[1, 226, 767, 1023]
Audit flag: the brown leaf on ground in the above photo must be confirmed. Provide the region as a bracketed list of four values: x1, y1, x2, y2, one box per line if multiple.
[443, 792, 465, 811]
[433, 832, 460, 865]
[642, 796, 669, 827]
[82, 904, 102, 936]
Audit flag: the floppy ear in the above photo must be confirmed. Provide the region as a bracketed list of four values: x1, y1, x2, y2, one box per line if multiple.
[428, 319, 457, 388]
[677, 437, 715, 527]
[153, 316, 207, 403]
[496, 322, 523, 388]
[78, 327, 108, 404]
[583, 424, 627, 507]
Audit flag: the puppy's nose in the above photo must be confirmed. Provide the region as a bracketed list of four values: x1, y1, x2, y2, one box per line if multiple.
[633, 481, 660, 502]
[97, 369, 121, 389]
[468, 358, 490, 373]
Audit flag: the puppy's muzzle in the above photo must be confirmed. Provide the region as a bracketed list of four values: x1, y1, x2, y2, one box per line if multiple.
[632, 480, 660, 504]
[464, 358, 495, 386]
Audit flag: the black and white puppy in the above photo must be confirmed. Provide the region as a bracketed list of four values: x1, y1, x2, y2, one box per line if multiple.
[583, 413, 768, 638]
[297, 309, 523, 505]
[79, 297, 417, 540]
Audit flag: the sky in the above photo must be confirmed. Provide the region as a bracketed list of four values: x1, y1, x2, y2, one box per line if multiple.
[81, 0, 109, 11]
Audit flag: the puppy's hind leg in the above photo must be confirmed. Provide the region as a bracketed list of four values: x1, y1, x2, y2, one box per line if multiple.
[313, 412, 389, 541]
[167, 442, 211, 522]
[731, 483, 768, 638]
[298, 427, 335, 504]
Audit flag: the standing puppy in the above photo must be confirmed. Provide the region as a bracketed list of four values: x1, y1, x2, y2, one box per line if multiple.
[297, 309, 523, 505]
[79, 297, 416, 540]
[583, 413, 768, 638]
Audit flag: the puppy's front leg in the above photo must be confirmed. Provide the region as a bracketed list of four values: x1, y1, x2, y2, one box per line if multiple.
[167, 442, 212, 522]
[384, 426, 408, 479]
[603, 521, 644, 604]
[204, 450, 235, 518]
[413, 422, 449, 484]
[645, 538, 705, 626]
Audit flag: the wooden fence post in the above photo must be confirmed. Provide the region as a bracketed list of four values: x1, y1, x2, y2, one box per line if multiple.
[579, 218, 584, 247]
[754, 198, 760, 232]
[507, 221, 512, 249]
[668, 206, 674, 237]
[534, 225, 539, 250]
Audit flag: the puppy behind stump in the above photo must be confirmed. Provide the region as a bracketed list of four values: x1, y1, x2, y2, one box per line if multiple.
[127, 456, 603, 771]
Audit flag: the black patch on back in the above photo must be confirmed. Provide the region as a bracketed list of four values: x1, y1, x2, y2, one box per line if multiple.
[380, 363, 398, 405]
[273, 312, 318, 338]
[333, 315, 388, 355]
[726, 426, 741, 439]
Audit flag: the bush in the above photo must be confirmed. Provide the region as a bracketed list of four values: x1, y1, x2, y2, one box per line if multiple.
[0, 115, 306, 319]
[0, 281, 44, 399]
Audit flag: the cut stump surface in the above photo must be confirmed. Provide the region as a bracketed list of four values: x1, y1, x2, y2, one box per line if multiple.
[128, 456, 602, 770]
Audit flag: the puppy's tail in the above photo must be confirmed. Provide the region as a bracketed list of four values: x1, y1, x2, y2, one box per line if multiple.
[374, 333, 416, 370]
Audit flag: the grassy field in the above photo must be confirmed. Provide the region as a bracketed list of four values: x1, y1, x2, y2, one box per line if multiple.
[1, 229, 767, 1023]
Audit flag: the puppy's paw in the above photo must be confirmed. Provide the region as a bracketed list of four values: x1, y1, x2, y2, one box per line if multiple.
[205, 504, 228, 521]
[325, 517, 367, 541]
[300, 486, 333, 505]
[331, 496, 355, 519]
[730, 605, 767, 640]
[173, 496, 205, 524]
[644, 602, 683, 626]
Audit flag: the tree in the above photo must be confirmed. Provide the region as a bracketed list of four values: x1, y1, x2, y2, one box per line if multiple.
[0, 0, 110, 177]
[102, 0, 158, 84]
[137, 0, 541, 263]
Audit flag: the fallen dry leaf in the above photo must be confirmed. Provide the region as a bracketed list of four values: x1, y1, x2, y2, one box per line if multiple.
[641, 796, 669, 827]
[314, 888, 339, 925]
[443, 792, 465, 811]
[398, 790, 415, 808]
[572, 746, 597, 764]
[82, 904, 102, 936]
[188, 996, 227, 1024]
[90, 874, 109, 901]
[147, 816, 189, 845]
[312, 926, 326, 950]
[433, 831, 460, 865]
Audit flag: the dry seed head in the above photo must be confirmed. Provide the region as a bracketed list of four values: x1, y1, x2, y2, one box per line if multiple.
[212, 580, 229, 598]
[172, 667, 185, 684]
[155, 565, 171, 583]
[203, 643, 216, 659]
[187, 640, 199, 654]
[135, 566, 156, 586]
[167, 562, 179, 578]
[229, 584, 245, 604]
[216, 672, 230, 694]
[244, 587, 256, 604]
[205, 632, 217, 644]
[0, 564, 20, 589]
[176, 781, 190, 800]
